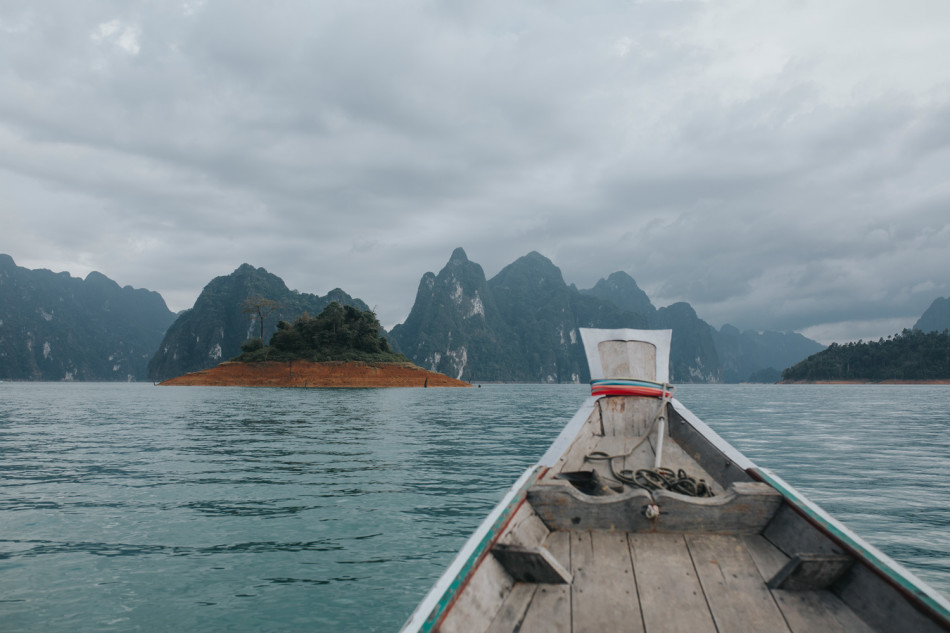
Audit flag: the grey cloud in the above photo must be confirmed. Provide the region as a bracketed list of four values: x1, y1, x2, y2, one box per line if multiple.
[1, 0, 948, 340]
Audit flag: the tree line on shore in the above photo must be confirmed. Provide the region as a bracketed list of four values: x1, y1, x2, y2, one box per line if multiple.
[782, 329, 950, 382]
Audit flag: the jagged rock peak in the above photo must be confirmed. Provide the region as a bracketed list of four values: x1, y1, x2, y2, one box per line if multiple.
[449, 247, 469, 263]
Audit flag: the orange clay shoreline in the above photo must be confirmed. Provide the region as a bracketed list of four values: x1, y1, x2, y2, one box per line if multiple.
[159, 360, 471, 388]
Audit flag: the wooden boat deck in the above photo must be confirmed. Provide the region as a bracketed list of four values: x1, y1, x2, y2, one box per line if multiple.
[405, 332, 950, 633]
[486, 530, 876, 633]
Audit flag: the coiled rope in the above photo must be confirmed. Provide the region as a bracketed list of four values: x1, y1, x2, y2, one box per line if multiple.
[584, 384, 715, 498]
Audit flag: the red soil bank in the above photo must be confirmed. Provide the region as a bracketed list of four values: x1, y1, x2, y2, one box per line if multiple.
[159, 360, 470, 388]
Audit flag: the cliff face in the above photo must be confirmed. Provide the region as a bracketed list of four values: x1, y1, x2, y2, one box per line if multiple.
[391, 249, 828, 384]
[390, 249, 649, 383]
[159, 360, 471, 388]
[0, 254, 175, 381]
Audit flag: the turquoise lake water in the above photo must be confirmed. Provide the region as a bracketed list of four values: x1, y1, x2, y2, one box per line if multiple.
[1, 383, 948, 631]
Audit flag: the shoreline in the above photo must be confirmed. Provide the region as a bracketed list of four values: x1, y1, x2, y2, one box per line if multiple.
[158, 360, 471, 388]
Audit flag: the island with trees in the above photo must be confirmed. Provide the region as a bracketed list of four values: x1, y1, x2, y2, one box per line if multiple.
[781, 328, 950, 383]
[159, 302, 470, 388]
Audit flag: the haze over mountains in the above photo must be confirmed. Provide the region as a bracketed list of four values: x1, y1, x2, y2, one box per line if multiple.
[3, 250, 947, 383]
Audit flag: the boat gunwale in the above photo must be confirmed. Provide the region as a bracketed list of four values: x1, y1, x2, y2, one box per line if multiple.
[400, 465, 544, 633]
[402, 351, 950, 631]
[674, 394, 950, 626]
[750, 465, 950, 627]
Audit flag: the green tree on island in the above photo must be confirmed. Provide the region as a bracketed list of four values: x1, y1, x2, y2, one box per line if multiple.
[242, 296, 281, 342]
[235, 302, 408, 363]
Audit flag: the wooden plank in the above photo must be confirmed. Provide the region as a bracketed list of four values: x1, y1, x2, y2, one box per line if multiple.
[768, 554, 853, 590]
[667, 405, 754, 488]
[497, 501, 548, 548]
[652, 482, 782, 534]
[492, 544, 572, 584]
[744, 534, 791, 581]
[600, 395, 660, 436]
[771, 589, 877, 633]
[597, 339, 657, 382]
[552, 407, 604, 474]
[517, 531, 572, 633]
[439, 554, 514, 633]
[527, 481, 780, 534]
[629, 533, 717, 633]
[763, 504, 847, 558]
[835, 563, 948, 633]
[527, 484, 655, 532]
[484, 584, 538, 633]
[686, 534, 791, 633]
[744, 535, 876, 633]
[571, 531, 644, 633]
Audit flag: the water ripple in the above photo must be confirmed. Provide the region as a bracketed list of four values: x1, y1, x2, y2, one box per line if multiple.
[1, 382, 948, 632]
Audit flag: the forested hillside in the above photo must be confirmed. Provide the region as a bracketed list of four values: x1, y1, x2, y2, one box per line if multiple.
[782, 329, 950, 382]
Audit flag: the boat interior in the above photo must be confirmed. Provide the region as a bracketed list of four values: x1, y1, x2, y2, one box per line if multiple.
[432, 336, 947, 633]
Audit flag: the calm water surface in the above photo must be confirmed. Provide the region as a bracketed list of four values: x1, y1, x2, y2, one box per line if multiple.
[0, 383, 948, 631]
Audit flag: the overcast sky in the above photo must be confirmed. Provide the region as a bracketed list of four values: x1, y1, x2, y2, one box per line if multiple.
[2, 1, 948, 344]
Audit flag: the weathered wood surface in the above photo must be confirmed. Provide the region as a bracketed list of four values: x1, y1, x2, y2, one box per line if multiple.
[597, 339, 657, 382]
[763, 504, 848, 559]
[467, 528, 884, 633]
[441, 500, 548, 633]
[687, 534, 792, 632]
[768, 553, 853, 590]
[668, 406, 753, 488]
[835, 563, 949, 633]
[497, 501, 548, 548]
[428, 387, 916, 633]
[571, 531, 643, 633]
[484, 583, 536, 633]
[528, 481, 781, 534]
[492, 544, 572, 584]
[600, 395, 663, 437]
[772, 589, 878, 633]
[652, 482, 782, 534]
[439, 553, 513, 633]
[528, 483, 654, 532]
[517, 531, 571, 633]
[630, 533, 717, 633]
[745, 534, 876, 633]
[547, 406, 604, 476]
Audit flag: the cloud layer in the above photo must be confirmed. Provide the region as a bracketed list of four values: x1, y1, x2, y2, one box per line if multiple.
[2, 1, 948, 342]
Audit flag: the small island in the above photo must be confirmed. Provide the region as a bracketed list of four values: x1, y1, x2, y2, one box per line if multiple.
[160, 302, 470, 388]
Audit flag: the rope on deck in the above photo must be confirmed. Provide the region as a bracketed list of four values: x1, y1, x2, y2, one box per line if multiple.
[584, 384, 714, 498]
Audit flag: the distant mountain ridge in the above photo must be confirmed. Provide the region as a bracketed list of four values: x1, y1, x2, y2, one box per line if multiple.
[12, 251, 939, 384]
[147, 264, 370, 381]
[390, 249, 824, 383]
[0, 254, 175, 380]
[914, 297, 950, 333]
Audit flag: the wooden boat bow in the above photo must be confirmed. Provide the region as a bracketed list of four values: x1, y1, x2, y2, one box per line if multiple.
[402, 328, 950, 633]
